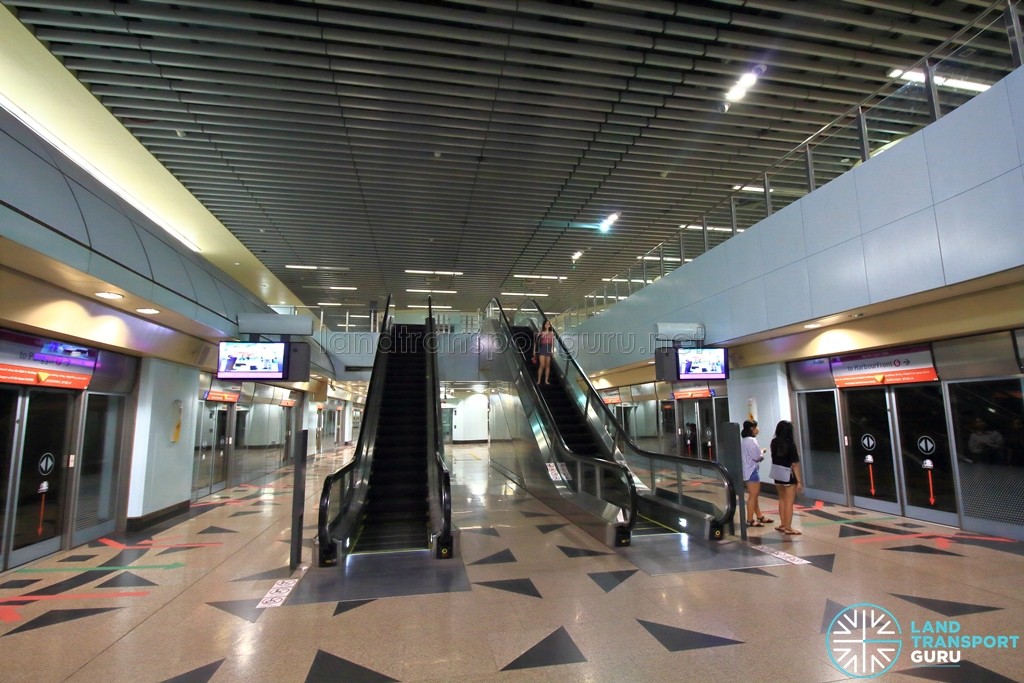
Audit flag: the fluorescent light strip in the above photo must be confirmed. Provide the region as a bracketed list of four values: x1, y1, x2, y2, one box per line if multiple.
[501, 292, 549, 297]
[329, 286, 357, 290]
[586, 295, 628, 300]
[408, 304, 452, 309]
[514, 274, 567, 281]
[637, 255, 682, 262]
[406, 289, 457, 294]
[888, 69, 990, 93]
[286, 264, 317, 270]
[405, 269, 464, 276]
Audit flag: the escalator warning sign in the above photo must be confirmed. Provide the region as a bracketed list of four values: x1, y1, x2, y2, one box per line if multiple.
[547, 463, 562, 481]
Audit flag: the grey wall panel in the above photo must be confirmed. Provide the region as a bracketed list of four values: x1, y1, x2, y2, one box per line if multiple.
[0, 204, 91, 272]
[87, 252, 154, 300]
[71, 183, 152, 278]
[213, 279, 248, 323]
[758, 201, 806, 272]
[180, 258, 227, 316]
[724, 224, 763, 288]
[136, 229, 197, 300]
[862, 207, 945, 303]
[854, 134, 932, 234]
[924, 80, 1020, 204]
[807, 237, 869, 317]
[764, 261, 813, 329]
[728, 277, 769, 339]
[1009, 68, 1024, 165]
[149, 283, 200, 321]
[192, 306, 234, 335]
[0, 131, 88, 244]
[0, 109, 59, 163]
[935, 168, 1024, 284]
[802, 171, 862, 256]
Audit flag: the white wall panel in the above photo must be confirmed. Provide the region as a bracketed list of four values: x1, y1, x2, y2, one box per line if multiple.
[854, 134, 933, 233]
[807, 237, 870, 317]
[934, 168, 1024, 284]
[0, 204, 91, 272]
[725, 224, 764, 287]
[763, 260, 813, 329]
[72, 184, 152, 277]
[924, 80, 1020, 203]
[801, 171, 862, 254]
[863, 207, 945, 302]
[182, 261, 227, 315]
[87, 252, 155, 301]
[758, 201, 806, 272]
[697, 290, 734, 342]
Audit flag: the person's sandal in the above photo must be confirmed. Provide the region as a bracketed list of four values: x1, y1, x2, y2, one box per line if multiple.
[782, 527, 802, 535]
[758, 516, 774, 524]
[747, 519, 764, 527]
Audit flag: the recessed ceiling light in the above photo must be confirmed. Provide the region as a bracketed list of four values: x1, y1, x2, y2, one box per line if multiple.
[317, 302, 343, 306]
[409, 304, 452, 309]
[513, 274, 567, 280]
[329, 286, 357, 290]
[405, 269, 463, 276]
[804, 323, 823, 329]
[285, 264, 317, 270]
[501, 292, 549, 297]
[136, 307, 160, 315]
[95, 291, 124, 300]
[407, 289, 457, 294]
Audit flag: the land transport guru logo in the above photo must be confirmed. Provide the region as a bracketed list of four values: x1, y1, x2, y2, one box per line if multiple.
[825, 602, 1020, 678]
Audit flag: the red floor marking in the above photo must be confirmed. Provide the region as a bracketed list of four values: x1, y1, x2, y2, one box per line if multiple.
[0, 591, 150, 623]
[99, 537, 222, 550]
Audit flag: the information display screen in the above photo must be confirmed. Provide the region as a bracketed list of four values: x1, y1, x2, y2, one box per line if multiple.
[217, 341, 289, 380]
[676, 347, 728, 380]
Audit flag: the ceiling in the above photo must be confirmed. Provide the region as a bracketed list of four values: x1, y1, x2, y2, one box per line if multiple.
[2, 0, 1017, 331]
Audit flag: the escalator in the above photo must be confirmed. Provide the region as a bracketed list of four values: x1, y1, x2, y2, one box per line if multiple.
[317, 297, 455, 565]
[354, 323, 430, 552]
[486, 298, 736, 546]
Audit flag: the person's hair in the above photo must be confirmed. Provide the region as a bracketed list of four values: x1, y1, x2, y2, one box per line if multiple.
[771, 420, 797, 458]
[542, 320, 552, 330]
[741, 420, 758, 437]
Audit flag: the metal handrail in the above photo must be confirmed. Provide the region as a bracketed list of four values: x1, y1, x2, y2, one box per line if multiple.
[316, 293, 394, 566]
[426, 296, 454, 558]
[514, 298, 738, 529]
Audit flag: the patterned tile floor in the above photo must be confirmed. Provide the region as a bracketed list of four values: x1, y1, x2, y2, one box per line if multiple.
[1, 444, 1022, 682]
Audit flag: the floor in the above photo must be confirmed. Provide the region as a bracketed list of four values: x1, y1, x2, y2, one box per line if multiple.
[1, 444, 1022, 683]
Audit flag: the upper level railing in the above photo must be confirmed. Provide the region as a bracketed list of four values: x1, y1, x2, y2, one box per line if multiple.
[559, 0, 1023, 330]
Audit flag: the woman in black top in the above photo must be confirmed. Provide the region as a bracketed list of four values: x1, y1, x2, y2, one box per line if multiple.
[770, 420, 803, 535]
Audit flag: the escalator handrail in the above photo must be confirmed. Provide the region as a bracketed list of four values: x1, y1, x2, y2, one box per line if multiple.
[426, 297, 453, 551]
[317, 293, 394, 560]
[512, 298, 738, 526]
[490, 298, 639, 529]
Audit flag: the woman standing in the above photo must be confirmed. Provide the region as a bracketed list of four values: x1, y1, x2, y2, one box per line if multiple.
[741, 420, 772, 527]
[770, 420, 803, 535]
[533, 320, 555, 384]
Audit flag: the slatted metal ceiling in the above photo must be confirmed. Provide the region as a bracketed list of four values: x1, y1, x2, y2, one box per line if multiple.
[4, 0, 1015, 330]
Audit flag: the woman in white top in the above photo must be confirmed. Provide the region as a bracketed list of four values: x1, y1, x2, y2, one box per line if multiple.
[742, 420, 773, 527]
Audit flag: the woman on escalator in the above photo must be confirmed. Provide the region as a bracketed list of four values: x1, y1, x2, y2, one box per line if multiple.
[533, 320, 555, 385]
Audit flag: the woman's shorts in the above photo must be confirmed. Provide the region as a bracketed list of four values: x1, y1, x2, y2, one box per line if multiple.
[746, 469, 760, 483]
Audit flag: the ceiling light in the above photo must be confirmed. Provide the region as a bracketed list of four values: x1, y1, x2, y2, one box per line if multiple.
[637, 255, 682, 262]
[602, 277, 656, 284]
[350, 314, 370, 318]
[406, 289, 457, 294]
[286, 264, 317, 270]
[405, 269, 463, 276]
[804, 323, 823, 329]
[95, 291, 124, 300]
[732, 185, 773, 193]
[136, 307, 160, 315]
[317, 302, 343, 306]
[571, 251, 584, 261]
[598, 211, 620, 233]
[586, 294, 628, 300]
[501, 292, 549, 297]
[888, 69, 990, 93]
[328, 286, 357, 290]
[409, 304, 451, 309]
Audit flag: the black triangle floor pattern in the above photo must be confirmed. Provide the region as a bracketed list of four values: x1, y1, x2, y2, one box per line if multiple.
[474, 578, 542, 598]
[469, 549, 517, 565]
[304, 650, 398, 683]
[588, 570, 638, 593]
[637, 619, 745, 651]
[501, 627, 587, 671]
[3, 607, 122, 636]
[206, 599, 264, 623]
[889, 593, 1002, 617]
[159, 659, 224, 683]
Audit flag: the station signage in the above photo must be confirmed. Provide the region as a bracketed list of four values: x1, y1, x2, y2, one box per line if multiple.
[830, 345, 938, 387]
[0, 331, 96, 389]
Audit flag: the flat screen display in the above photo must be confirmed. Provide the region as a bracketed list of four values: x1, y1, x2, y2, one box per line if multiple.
[217, 341, 288, 380]
[676, 347, 728, 380]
